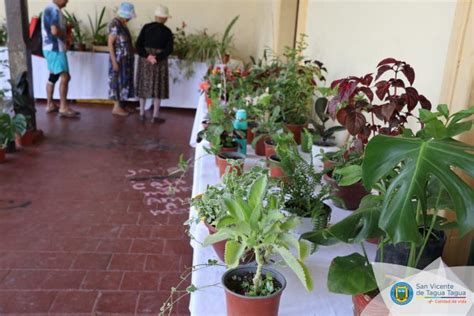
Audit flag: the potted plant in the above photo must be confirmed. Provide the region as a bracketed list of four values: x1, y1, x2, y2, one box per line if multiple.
[322, 147, 369, 210]
[64, 10, 88, 51]
[0, 22, 7, 46]
[305, 87, 345, 153]
[88, 7, 108, 52]
[0, 111, 26, 162]
[190, 166, 269, 262]
[218, 16, 239, 64]
[274, 36, 326, 144]
[250, 94, 281, 156]
[275, 132, 332, 235]
[303, 105, 474, 315]
[203, 175, 313, 315]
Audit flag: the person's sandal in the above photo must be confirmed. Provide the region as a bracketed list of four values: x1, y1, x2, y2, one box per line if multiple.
[46, 105, 59, 113]
[59, 110, 80, 118]
[112, 109, 129, 117]
[151, 117, 166, 124]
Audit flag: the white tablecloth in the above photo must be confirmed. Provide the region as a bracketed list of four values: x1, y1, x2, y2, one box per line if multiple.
[1, 48, 208, 109]
[188, 101, 377, 315]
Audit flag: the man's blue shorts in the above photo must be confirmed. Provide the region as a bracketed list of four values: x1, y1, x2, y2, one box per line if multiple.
[43, 51, 69, 74]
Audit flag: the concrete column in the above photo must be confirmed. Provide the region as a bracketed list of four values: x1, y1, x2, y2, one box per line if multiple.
[4, 0, 36, 129]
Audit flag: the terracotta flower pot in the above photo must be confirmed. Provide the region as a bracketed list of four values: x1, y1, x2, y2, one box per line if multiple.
[324, 174, 369, 211]
[32, 130, 44, 144]
[264, 139, 276, 159]
[254, 134, 268, 156]
[15, 130, 34, 147]
[204, 221, 227, 262]
[284, 123, 307, 145]
[352, 292, 388, 316]
[216, 152, 245, 177]
[0, 148, 5, 163]
[247, 121, 258, 144]
[204, 222, 254, 264]
[214, 144, 238, 165]
[366, 237, 380, 245]
[268, 155, 285, 179]
[223, 266, 286, 316]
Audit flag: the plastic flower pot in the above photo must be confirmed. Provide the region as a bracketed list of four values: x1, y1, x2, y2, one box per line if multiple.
[323, 174, 369, 211]
[5, 141, 16, 153]
[375, 230, 446, 269]
[247, 121, 258, 144]
[264, 138, 276, 159]
[216, 152, 245, 177]
[352, 291, 388, 316]
[214, 144, 238, 165]
[222, 265, 286, 316]
[15, 130, 34, 147]
[268, 155, 285, 179]
[0, 147, 5, 163]
[254, 134, 268, 156]
[284, 123, 307, 145]
[204, 221, 228, 262]
[204, 221, 254, 264]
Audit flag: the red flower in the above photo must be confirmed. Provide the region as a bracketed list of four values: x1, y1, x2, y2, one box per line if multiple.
[199, 81, 210, 92]
[206, 95, 212, 107]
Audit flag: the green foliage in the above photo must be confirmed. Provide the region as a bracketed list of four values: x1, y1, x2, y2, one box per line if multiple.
[186, 30, 221, 62]
[203, 175, 313, 295]
[64, 10, 88, 45]
[327, 253, 377, 295]
[0, 111, 26, 147]
[241, 272, 276, 297]
[88, 7, 108, 46]
[0, 22, 7, 46]
[310, 88, 345, 145]
[198, 104, 235, 155]
[276, 133, 331, 225]
[273, 35, 325, 125]
[190, 166, 269, 226]
[219, 16, 239, 57]
[362, 106, 474, 244]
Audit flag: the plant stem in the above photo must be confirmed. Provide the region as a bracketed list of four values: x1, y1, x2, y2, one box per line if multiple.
[361, 242, 370, 264]
[253, 247, 263, 293]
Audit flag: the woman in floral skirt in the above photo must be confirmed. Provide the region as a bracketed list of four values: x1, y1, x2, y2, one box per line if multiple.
[108, 2, 136, 116]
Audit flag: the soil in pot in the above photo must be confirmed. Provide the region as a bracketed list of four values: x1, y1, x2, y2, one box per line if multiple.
[216, 152, 245, 177]
[324, 174, 369, 211]
[284, 123, 307, 145]
[375, 230, 446, 269]
[268, 155, 285, 179]
[0, 148, 5, 163]
[223, 266, 286, 316]
[264, 139, 276, 159]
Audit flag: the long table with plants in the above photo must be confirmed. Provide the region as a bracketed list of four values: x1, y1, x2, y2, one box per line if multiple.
[159, 35, 474, 315]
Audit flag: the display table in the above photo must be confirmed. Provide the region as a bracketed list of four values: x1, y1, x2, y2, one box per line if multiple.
[187, 101, 377, 315]
[0, 48, 208, 109]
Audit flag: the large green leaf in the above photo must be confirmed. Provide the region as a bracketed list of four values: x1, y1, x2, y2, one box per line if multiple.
[363, 135, 474, 244]
[327, 253, 377, 295]
[223, 197, 245, 220]
[248, 175, 267, 210]
[225, 240, 246, 268]
[203, 229, 230, 247]
[275, 246, 313, 292]
[301, 195, 383, 245]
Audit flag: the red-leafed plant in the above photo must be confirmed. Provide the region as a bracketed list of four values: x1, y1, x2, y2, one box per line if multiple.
[328, 58, 432, 148]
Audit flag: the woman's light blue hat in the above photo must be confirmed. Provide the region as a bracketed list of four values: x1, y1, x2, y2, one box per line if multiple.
[118, 2, 137, 20]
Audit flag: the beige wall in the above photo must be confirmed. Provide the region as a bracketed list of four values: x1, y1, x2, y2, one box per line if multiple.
[0, 0, 279, 61]
[304, 0, 457, 106]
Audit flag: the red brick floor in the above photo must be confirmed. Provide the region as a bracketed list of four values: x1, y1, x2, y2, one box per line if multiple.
[0, 103, 195, 315]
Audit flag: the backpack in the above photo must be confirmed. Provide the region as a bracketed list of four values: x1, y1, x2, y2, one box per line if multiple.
[29, 16, 43, 57]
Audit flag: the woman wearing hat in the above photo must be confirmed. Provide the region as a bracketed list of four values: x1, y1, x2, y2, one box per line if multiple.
[136, 5, 173, 123]
[108, 2, 136, 116]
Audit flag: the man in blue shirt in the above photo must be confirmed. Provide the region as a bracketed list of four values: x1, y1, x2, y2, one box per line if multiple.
[41, 0, 79, 117]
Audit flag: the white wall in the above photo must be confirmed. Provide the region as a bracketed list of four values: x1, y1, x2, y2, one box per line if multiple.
[304, 0, 457, 106]
[0, 0, 277, 61]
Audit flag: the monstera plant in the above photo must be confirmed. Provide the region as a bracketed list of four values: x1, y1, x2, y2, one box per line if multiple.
[303, 105, 474, 309]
